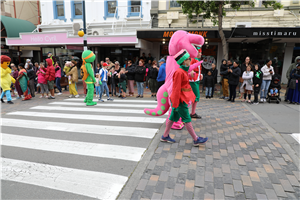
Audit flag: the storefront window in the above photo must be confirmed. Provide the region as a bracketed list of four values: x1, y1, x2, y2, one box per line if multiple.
[229, 42, 285, 77]
[74, 2, 83, 15]
[130, 1, 141, 13]
[108, 1, 117, 14]
[170, 0, 181, 7]
[42, 47, 83, 76]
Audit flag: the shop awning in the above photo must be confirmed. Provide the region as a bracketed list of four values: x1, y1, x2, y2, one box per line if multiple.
[1, 15, 36, 38]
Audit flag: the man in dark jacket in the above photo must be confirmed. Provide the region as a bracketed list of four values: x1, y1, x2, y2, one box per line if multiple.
[220, 59, 230, 99]
[26, 65, 36, 97]
[228, 60, 241, 102]
[126, 60, 136, 96]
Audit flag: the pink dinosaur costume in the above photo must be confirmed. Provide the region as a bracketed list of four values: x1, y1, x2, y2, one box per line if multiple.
[144, 31, 204, 129]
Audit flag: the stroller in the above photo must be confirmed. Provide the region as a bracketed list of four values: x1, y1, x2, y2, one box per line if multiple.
[267, 74, 281, 104]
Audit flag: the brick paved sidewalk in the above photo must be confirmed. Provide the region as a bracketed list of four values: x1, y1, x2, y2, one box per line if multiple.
[129, 100, 300, 200]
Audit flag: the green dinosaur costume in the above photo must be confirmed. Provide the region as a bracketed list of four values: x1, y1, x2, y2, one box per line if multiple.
[82, 50, 97, 106]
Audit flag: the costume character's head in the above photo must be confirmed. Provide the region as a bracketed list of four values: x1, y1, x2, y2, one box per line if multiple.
[1, 55, 11, 69]
[82, 50, 96, 64]
[144, 31, 204, 117]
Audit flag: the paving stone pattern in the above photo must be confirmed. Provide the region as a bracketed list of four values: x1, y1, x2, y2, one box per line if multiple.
[131, 100, 300, 200]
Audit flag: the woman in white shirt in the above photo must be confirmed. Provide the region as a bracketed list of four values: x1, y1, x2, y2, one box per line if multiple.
[260, 59, 275, 102]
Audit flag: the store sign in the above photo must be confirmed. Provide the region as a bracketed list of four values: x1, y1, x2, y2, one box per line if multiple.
[163, 31, 208, 38]
[6, 32, 138, 46]
[66, 45, 84, 50]
[137, 30, 220, 39]
[232, 28, 300, 38]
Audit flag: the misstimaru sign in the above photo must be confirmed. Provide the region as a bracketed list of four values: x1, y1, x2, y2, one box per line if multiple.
[137, 30, 221, 39]
[232, 28, 300, 38]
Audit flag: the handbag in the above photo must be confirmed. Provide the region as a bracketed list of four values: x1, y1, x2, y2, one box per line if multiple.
[239, 77, 244, 83]
[289, 79, 296, 90]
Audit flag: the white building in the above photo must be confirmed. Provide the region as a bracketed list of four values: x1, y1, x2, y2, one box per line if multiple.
[6, 0, 158, 67]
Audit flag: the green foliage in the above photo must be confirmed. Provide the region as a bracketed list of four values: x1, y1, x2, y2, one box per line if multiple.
[177, 0, 283, 26]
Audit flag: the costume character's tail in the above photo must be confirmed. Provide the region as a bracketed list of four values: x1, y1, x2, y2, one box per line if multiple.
[144, 84, 170, 116]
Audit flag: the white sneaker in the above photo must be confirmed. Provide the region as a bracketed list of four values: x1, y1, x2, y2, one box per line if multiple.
[75, 94, 80, 98]
[69, 95, 74, 98]
[264, 98, 266, 102]
[57, 92, 62, 95]
[260, 99, 264, 102]
[103, 94, 107, 97]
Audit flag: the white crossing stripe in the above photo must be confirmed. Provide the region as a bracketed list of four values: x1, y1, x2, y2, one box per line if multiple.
[2, 133, 145, 162]
[291, 133, 300, 144]
[31, 106, 146, 114]
[2, 158, 128, 199]
[7, 111, 166, 124]
[64, 98, 158, 103]
[49, 102, 156, 108]
[1, 118, 157, 139]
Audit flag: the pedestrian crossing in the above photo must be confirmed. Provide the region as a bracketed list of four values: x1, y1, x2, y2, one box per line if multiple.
[1, 98, 166, 199]
[291, 133, 300, 144]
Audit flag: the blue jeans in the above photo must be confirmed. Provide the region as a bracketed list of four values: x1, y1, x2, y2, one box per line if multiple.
[136, 82, 144, 95]
[55, 77, 61, 92]
[270, 88, 278, 95]
[260, 80, 271, 99]
[205, 87, 212, 96]
[95, 86, 101, 96]
[100, 81, 110, 99]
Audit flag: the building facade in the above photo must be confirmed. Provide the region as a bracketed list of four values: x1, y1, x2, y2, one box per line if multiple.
[137, 0, 300, 84]
[5, 0, 153, 69]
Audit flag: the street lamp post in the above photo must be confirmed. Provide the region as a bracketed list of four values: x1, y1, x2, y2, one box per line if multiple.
[82, 1, 87, 51]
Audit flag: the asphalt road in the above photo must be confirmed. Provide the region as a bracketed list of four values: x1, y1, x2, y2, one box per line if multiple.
[1, 96, 166, 199]
[246, 101, 299, 134]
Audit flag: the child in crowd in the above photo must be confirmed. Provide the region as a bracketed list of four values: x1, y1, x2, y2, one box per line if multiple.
[241, 65, 253, 103]
[269, 78, 281, 96]
[203, 70, 214, 99]
[252, 63, 262, 105]
[99, 63, 113, 102]
[95, 73, 101, 98]
[108, 67, 117, 96]
[36, 62, 49, 98]
[118, 68, 127, 99]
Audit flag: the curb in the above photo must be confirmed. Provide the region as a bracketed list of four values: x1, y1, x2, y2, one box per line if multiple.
[243, 103, 300, 170]
[117, 122, 166, 200]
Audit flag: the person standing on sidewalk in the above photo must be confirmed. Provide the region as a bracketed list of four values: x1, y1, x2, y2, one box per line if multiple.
[210, 63, 218, 98]
[227, 60, 241, 102]
[252, 63, 262, 105]
[126, 59, 135, 97]
[135, 59, 146, 98]
[260, 59, 274, 102]
[54, 61, 62, 95]
[241, 65, 253, 103]
[285, 56, 300, 101]
[160, 49, 208, 146]
[156, 58, 166, 91]
[220, 59, 229, 99]
[189, 47, 202, 119]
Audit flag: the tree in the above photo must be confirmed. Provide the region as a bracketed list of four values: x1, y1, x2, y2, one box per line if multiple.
[177, 1, 283, 60]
